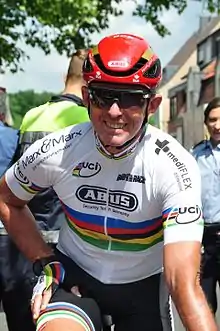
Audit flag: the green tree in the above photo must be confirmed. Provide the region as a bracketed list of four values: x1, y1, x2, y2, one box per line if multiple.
[1, 0, 219, 73]
[9, 90, 53, 128]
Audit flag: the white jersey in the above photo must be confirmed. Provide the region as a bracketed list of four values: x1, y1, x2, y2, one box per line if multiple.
[5, 123, 203, 283]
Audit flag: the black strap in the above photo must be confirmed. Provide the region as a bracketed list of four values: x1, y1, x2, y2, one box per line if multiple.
[49, 94, 84, 106]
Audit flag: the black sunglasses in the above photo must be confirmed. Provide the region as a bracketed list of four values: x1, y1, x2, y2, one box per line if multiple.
[88, 86, 151, 110]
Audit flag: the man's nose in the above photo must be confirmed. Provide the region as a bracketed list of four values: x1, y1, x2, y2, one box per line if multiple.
[107, 102, 123, 117]
[214, 119, 220, 130]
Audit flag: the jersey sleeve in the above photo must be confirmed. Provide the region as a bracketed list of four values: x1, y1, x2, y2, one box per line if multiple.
[5, 135, 58, 201]
[157, 142, 204, 245]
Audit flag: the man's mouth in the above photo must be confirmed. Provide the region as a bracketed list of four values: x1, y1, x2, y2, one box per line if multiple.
[105, 122, 125, 129]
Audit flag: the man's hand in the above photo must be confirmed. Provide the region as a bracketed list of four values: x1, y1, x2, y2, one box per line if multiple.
[31, 261, 65, 319]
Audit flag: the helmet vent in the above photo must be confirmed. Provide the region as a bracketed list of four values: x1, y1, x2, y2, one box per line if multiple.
[143, 59, 161, 78]
[94, 54, 148, 77]
[83, 56, 93, 73]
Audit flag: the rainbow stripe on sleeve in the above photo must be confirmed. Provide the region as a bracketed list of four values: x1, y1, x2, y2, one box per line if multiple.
[19, 181, 45, 194]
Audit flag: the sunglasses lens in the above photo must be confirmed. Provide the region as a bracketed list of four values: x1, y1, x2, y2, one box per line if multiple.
[89, 89, 112, 109]
[120, 93, 147, 108]
[89, 88, 149, 109]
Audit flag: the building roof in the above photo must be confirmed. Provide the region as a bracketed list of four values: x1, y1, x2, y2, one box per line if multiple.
[166, 32, 198, 67]
[197, 17, 220, 44]
[164, 17, 219, 79]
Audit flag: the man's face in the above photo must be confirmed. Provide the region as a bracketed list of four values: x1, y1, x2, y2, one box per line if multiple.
[206, 107, 220, 143]
[82, 83, 161, 151]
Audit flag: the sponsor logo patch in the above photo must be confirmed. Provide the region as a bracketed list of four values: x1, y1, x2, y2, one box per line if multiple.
[22, 130, 82, 169]
[175, 205, 202, 224]
[155, 139, 192, 190]
[164, 205, 203, 227]
[72, 162, 101, 178]
[14, 162, 30, 185]
[116, 173, 146, 184]
[107, 60, 129, 68]
[76, 185, 138, 211]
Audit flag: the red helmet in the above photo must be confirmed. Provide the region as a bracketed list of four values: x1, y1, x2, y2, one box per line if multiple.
[83, 33, 162, 93]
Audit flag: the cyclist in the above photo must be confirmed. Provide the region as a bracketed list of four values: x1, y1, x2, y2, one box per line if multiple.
[0, 34, 217, 331]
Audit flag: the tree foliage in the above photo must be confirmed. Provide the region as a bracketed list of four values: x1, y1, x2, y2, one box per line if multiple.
[9, 90, 53, 128]
[0, 0, 219, 73]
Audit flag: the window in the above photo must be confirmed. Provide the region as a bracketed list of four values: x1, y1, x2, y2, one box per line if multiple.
[216, 37, 220, 57]
[198, 44, 205, 65]
[205, 38, 212, 63]
[212, 30, 220, 58]
[198, 39, 212, 67]
[170, 97, 177, 120]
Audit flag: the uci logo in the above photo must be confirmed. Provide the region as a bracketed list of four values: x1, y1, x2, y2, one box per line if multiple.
[175, 205, 202, 224]
[13, 162, 30, 185]
[72, 162, 101, 178]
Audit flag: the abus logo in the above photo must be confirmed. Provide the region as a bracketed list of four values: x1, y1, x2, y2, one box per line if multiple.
[72, 162, 101, 178]
[13, 162, 30, 185]
[107, 60, 129, 68]
[175, 205, 202, 224]
[155, 139, 192, 190]
[76, 185, 138, 211]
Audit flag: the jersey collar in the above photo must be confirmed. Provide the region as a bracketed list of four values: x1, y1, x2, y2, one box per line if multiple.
[95, 126, 146, 160]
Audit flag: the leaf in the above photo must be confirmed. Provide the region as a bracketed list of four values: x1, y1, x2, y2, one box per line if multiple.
[0, 0, 218, 72]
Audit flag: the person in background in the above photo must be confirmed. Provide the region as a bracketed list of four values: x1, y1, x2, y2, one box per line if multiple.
[0, 50, 89, 331]
[0, 90, 20, 330]
[192, 97, 220, 315]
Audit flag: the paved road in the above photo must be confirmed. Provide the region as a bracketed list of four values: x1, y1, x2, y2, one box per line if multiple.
[0, 298, 219, 330]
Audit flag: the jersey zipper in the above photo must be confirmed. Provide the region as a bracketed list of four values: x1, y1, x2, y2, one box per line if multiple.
[104, 187, 112, 251]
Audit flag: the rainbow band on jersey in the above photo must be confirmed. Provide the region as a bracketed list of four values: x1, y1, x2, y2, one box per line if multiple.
[36, 302, 95, 331]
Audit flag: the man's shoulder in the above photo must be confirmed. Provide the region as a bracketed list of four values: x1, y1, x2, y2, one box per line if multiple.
[146, 125, 186, 153]
[146, 125, 196, 168]
[20, 122, 92, 167]
[192, 140, 207, 150]
[0, 123, 18, 140]
[191, 140, 208, 156]
[20, 100, 89, 133]
[20, 103, 48, 130]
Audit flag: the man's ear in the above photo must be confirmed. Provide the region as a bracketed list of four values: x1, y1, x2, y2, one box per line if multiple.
[148, 94, 162, 114]
[81, 86, 89, 107]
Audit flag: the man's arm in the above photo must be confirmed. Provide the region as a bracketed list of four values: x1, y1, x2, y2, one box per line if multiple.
[164, 241, 217, 331]
[0, 176, 53, 261]
[155, 138, 217, 330]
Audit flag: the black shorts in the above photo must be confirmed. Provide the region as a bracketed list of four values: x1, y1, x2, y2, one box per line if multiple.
[48, 249, 173, 331]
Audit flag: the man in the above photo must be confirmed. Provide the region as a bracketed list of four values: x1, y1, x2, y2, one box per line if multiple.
[0, 34, 217, 331]
[0, 50, 89, 331]
[192, 97, 220, 314]
[0, 90, 18, 177]
[0, 93, 21, 330]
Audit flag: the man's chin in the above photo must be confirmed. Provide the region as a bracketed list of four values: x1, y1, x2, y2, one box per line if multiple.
[100, 134, 129, 147]
[105, 138, 129, 147]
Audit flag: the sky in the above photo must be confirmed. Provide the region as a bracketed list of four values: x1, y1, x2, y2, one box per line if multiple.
[0, 1, 207, 93]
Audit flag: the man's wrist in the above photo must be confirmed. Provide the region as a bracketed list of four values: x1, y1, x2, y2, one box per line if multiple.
[33, 255, 57, 276]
